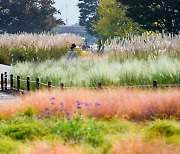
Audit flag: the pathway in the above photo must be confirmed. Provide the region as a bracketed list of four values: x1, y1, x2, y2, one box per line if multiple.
[0, 64, 15, 103]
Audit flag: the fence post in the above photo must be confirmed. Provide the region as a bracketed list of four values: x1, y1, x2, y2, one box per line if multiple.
[17, 76, 20, 93]
[4, 72, 7, 91]
[48, 81, 51, 91]
[60, 83, 64, 90]
[27, 77, 30, 91]
[1, 73, 3, 92]
[10, 74, 13, 91]
[153, 80, 157, 89]
[36, 78, 40, 90]
[98, 83, 102, 89]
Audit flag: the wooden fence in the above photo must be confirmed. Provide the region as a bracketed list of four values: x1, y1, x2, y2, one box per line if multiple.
[0, 72, 179, 94]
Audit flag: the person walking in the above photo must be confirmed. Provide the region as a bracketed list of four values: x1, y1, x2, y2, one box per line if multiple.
[67, 44, 78, 60]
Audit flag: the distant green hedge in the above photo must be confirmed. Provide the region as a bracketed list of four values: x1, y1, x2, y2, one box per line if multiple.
[0, 46, 69, 65]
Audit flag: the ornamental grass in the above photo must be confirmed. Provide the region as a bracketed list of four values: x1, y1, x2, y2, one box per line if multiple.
[0, 89, 179, 120]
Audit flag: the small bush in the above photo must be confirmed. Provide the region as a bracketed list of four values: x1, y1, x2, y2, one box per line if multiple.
[23, 107, 37, 117]
[3, 122, 49, 140]
[146, 120, 180, 144]
[52, 117, 104, 147]
[0, 138, 19, 153]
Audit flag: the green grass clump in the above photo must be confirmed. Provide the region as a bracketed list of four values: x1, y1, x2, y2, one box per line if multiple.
[0, 46, 70, 65]
[0, 138, 19, 154]
[145, 120, 180, 144]
[13, 55, 180, 89]
[0, 118, 49, 140]
[52, 117, 104, 146]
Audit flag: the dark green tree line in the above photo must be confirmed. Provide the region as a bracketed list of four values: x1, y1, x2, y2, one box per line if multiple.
[78, 0, 99, 36]
[117, 0, 180, 34]
[0, 0, 64, 33]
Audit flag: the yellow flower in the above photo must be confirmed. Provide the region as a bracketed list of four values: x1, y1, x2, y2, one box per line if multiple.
[81, 50, 89, 56]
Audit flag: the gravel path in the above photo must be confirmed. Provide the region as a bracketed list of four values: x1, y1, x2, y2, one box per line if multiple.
[0, 64, 15, 103]
[0, 64, 12, 77]
[0, 92, 16, 104]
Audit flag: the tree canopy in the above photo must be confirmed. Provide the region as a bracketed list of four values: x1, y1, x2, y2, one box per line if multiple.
[94, 0, 143, 40]
[0, 0, 64, 33]
[78, 0, 99, 36]
[117, 0, 180, 34]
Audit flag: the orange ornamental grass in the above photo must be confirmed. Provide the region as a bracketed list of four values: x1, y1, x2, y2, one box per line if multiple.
[21, 142, 83, 154]
[0, 89, 180, 120]
[110, 139, 180, 154]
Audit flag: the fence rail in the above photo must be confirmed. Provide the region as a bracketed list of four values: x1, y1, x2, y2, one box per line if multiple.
[0, 72, 180, 94]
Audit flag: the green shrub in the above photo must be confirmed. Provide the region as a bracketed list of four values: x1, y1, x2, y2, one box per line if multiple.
[52, 117, 105, 147]
[146, 120, 180, 144]
[0, 46, 70, 65]
[0, 138, 19, 154]
[23, 107, 37, 117]
[3, 122, 49, 140]
[0, 48, 11, 65]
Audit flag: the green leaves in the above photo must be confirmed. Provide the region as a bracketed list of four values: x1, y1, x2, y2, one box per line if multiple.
[78, 0, 99, 36]
[0, 0, 64, 33]
[117, 0, 180, 34]
[94, 0, 143, 40]
[53, 117, 104, 146]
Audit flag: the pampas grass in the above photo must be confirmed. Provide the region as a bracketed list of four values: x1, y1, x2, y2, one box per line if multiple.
[13, 55, 180, 88]
[0, 33, 83, 49]
[104, 32, 180, 54]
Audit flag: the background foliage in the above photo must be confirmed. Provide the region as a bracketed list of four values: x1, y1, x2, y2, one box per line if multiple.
[0, 0, 64, 33]
[94, 0, 143, 40]
[78, 0, 99, 36]
[117, 0, 180, 34]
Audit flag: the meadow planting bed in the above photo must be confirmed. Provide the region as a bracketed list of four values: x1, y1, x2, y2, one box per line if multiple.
[1, 32, 180, 153]
[0, 89, 179, 153]
[13, 55, 180, 89]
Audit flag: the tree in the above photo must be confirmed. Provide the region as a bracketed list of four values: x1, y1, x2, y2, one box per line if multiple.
[117, 0, 180, 34]
[95, 0, 142, 40]
[0, 0, 64, 33]
[78, 0, 99, 36]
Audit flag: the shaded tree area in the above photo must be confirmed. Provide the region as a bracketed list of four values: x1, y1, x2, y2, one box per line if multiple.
[78, 0, 99, 36]
[117, 0, 180, 34]
[0, 0, 64, 33]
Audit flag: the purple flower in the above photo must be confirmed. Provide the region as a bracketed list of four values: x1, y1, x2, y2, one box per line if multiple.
[51, 102, 55, 105]
[77, 106, 82, 109]
[66, 112, 71, 120]
[45, 107, 49, 111]
[76, 100, 81, 104]
[95, 102, 101, 106]
[60, 102, 64, 106]
[84, 102, 90, 107]
[66, 112, 71, 117]
[46, 112, 51, 116]
[76, 100, 83, 105]
[38, 115, 44, 120]
[76, 100, 83, 109]
[50, 97, 55, 100]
